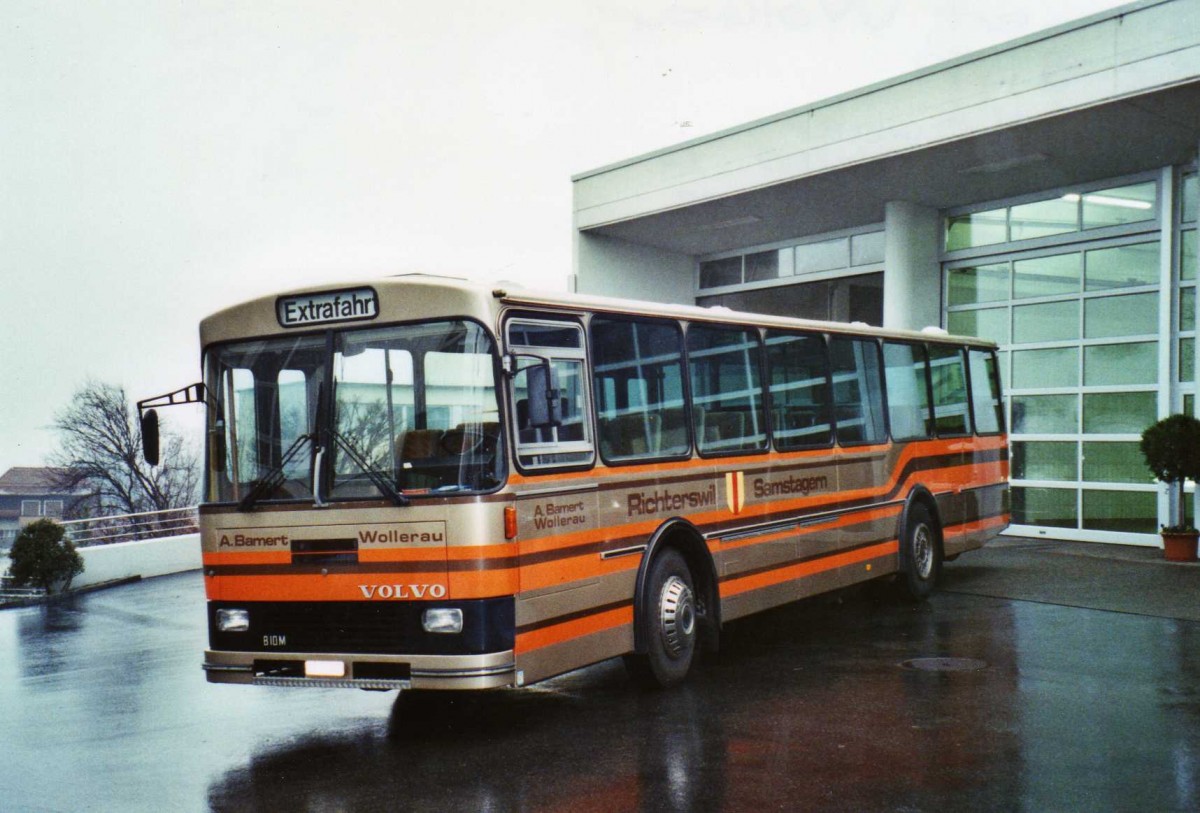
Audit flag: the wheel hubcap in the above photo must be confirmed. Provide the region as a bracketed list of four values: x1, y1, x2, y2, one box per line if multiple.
[913, 523, 934, 579]
[658, 576, 695, 658]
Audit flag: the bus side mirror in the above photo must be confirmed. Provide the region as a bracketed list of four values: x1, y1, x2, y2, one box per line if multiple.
[526, 363, 562, 428]
[141, 409, 160, 467]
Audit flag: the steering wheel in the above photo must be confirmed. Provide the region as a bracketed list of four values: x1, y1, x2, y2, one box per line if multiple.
[439, 429, 485, 456]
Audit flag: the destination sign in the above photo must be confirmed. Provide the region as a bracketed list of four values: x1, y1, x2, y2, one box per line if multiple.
[276, 287, 379, 328]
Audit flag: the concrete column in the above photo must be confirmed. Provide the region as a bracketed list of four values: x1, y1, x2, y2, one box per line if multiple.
[882, 201, 941, 331]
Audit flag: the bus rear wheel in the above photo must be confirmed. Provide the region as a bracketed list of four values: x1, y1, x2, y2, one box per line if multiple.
[898, 503, 941, 601]
[625, 548, 697, 689]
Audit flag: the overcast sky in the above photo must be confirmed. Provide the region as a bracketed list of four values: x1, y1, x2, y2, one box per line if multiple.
[1, 0, 1131, 472]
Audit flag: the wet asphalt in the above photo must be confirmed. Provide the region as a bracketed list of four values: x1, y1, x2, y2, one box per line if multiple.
[1, 539, 1197, 812]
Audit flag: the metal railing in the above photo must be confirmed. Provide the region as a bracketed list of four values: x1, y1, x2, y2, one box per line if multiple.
[57, 507, 199, 548]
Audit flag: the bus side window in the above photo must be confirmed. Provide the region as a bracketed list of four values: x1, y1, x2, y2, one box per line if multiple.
[967, 348, 1004, 434]
[928, 345, 971, 436]
[591, 317, 690, 462]
[765, 331, 833, 450]
[882, 342, 934, 440]
[687, 324, 767, 455]
[829, 337, 887, 445]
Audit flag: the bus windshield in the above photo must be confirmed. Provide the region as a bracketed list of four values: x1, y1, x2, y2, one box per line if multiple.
[203, 319, 504, 505]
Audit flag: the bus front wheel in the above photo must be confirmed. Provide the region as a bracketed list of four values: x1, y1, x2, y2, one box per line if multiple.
[625, 548, 697, 689]
[898, 502, 941, 601]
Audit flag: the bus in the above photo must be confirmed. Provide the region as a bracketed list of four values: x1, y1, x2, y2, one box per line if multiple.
[139, 274, 1008, 692]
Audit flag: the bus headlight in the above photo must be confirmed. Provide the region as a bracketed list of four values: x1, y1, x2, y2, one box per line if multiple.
[422, 608, 463, 634]
[216, 608, 251, 632]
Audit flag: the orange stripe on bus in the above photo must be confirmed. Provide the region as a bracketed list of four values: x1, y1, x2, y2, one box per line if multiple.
[721, 540, 898, 598]
[515, 604, 633, 654]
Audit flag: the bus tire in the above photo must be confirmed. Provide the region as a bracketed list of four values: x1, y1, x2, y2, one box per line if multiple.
[898, 502, 941, 601]
[625, 548, 697, 689]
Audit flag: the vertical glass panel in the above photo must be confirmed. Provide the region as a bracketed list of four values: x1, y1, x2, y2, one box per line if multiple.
[1084, 292, 1157, 338]
[794, 238, 850, 275]
[1085, 242, 1159, 290]
[946, 209, 1007, 250]
[1182, 231, 1197, 281]
[947, 264, 1009, 305]
[1181, 338, 1195, 383]
[948, 308, 1009, 345]
[967, 349, 1003, 434]
[687, 326, 767, 454]
[1012, 486, 1077, 528]
[766, 331, 832, 449]
[828, 338, 887, 445]
[1010, 197, 1078, 241]
[850, 231, 885, 266]
[1083, 342, 1157, 386]
[1013, 300, 1079, 343]
[1082, 490, 1157, 533]
[1012, 347, 1078, 389]
[699, 257, 741, 289]
[1081, 182, 1157, 229]
[591, 318, 689, 461]
[1012, 441, 1078, 481]
[927, 344, 970, 436]
[745, 250, 785, 283]
[1082, 392, 1156, 434]
[1181, 288, 1195, 330]
[1011, 395, 1078, 434]
[508, 320, 594, 470]
[1013, 253, 1080, 299]
[1186, 394, 1196, 416]
[882, 342, 933, 440]
[1082, 441, 1153, 484]
[1183, 174, 1198, 223]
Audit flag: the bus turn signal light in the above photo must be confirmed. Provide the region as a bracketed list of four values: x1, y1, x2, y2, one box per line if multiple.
[504, 505, 517, 540]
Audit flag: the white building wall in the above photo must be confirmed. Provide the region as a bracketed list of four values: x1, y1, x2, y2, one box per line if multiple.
[574, 231, 694, 302]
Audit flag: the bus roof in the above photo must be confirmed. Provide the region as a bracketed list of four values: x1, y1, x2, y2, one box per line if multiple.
[199, 273, 996, 350]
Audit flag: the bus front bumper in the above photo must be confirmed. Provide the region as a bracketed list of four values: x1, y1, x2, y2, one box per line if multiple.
[203, 649, 518, 691]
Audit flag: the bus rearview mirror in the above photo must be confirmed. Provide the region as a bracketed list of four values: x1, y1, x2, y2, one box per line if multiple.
[526, 363, 562, 428]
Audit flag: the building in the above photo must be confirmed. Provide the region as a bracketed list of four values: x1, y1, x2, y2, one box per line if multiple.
[0, 467, 96, 549]
[571, 0, 1200, 546]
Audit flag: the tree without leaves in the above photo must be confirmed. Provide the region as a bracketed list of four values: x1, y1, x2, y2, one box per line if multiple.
[49, 381, 200, 516]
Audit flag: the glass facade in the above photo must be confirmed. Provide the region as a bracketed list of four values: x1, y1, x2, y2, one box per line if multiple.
[945, 174, 1172, 542]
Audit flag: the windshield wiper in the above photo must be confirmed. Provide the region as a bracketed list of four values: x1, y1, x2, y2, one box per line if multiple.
[237, 434, 314, 511]
[332, 430, 409, 506]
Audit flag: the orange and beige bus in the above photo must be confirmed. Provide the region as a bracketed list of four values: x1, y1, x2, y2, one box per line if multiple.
[139, 274, 1008, 692]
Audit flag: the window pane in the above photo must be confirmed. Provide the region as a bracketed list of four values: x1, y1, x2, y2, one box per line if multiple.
[1013, 300, 1079, 343]
[1181, 338, 1195, 383]
[1012, 486, 1076, 528]
[1013, 253, 1080, 299]
[850, 231, 885, 266]
[1012, 395, 1078, 434]
[746, 250, 787, 283]
[1082, 392, 1156, 434]
[948, 308, 1009, 345]
[1010, 197, 1078, 241]
[699, 257, 741, 288]
[1182, 288, 1195, 330]
[1184, 174, 1198, 223]
[794, 238, 850, 276]
[1082, 490, 1157, 533]
[1012, 441, 1077, 481]
[1183, 231, 1197, 281]
[947, 264, 1009, 305]
[1012, 347, 1078, 389]
[829, 338, 887, 445]
[1082, 442, 1152, 484]
[688, 326, 767, 454]
[927, 344, 970, 436]
[967, 350, 1003, 434]
[766, 332, 832, 449]
[592, 318, 688, 461]
[883, 342, 933, 440]
[1085, 242, 1159, 290]
[1084, 292, 1157, 338]
[1083, 342, 1157, 386]
[946, 209, 1006, 250]
[1081, 182, 1156, 229]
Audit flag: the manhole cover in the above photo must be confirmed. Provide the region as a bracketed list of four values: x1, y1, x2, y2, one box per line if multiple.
[901, 657, 988, 672]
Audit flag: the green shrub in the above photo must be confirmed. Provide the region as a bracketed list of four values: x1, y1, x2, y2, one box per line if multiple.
[7, 519, 84, 594]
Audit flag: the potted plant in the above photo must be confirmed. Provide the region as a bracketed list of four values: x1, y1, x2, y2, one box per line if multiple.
[1140, 413, 1200, 562]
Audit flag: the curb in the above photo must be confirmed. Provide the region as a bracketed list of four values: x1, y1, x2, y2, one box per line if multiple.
[0, 576, 143, 610]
